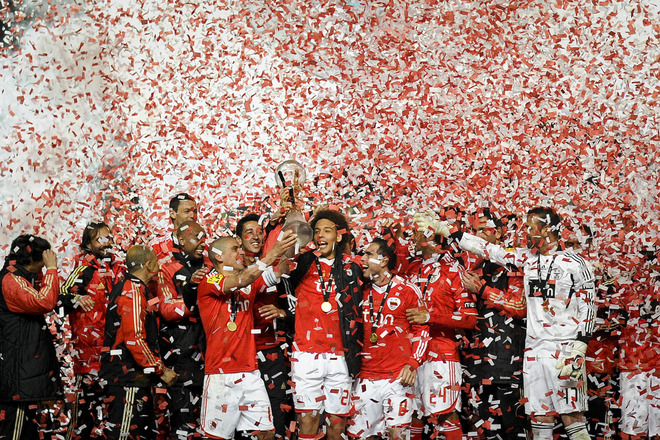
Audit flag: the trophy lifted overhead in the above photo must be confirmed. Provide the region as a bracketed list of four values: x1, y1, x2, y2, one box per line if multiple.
[268, 159, 313, 253]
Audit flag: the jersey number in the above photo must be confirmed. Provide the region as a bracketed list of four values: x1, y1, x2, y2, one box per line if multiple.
[398, 400, 409, 416]
[429, 388, 447, 406]
[340, 390, 349, 406]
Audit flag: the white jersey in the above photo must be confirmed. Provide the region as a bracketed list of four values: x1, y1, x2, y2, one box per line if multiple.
[458, 233, 596, 357]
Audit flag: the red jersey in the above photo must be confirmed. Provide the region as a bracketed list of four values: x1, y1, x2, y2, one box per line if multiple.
[197, 270, 269, 374]
[585, 276, 621, 374]
[60, 253, 124, 374]
[618, 283, 659, 372]
[149, 233, 176, 263]
[293, 258, 344, 355]
[360, 275, 429, 380]
[406, 255, 477, 362]
[104, 275, 164, 376]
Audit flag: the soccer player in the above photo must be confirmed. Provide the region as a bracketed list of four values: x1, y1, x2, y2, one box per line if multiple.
[0, 235, 60, 440]
[348, 237, 428, 440]
[617, 250, 660, 440]
[100, 245, 178, 440]
[236, 213, 293, 439]
[59, 222, 124, 439]
[460, 209, 527, 440]
[405, 212, 478, 440]
[148, 193, 197, 440]
[285, 208, 364, 440]
[565, 224, 621, 440]
[149, 193, 198, 263]
[197, 231, 297, 440]
[433, 207, 596, 440]
[156, 220, 209, 439]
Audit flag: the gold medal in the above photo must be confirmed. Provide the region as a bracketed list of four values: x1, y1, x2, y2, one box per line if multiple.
[369, 333, 378, 343]
[227, 321, 237, 332]
[321, 301, 332, 313]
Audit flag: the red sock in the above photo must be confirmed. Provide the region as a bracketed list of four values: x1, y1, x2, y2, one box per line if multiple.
[410, 419, 424, 440]
[442, 419, 463, 440]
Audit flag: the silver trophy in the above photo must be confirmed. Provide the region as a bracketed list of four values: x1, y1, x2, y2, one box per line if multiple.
[275, 160, 313, 249]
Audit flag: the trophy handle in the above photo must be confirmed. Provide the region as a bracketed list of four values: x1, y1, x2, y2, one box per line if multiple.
[278, 170, 296, 205]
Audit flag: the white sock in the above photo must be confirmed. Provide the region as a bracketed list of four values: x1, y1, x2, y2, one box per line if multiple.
[566, 421, 590, 440]
[531, 422, 554, 440]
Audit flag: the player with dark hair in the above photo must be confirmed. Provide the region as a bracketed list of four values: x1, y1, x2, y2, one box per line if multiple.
[59, 221, 124, 439]
[433, 206, 596, 440]
[284, 208, 364, 440]
[235, 212, 293, 439]
[156, 221, 209, 439]
[460, 208, 527, 440]
[348, 237, 429, 440]
[149, 193, 198, 262]
[0, 235, 60, 440]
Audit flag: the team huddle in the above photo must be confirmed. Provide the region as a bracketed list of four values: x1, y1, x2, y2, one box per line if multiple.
[0, 191, 658, 440]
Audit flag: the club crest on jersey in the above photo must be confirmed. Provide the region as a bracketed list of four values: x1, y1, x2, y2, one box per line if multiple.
[387, 297, 401, 311]
[207, 273, 224, 285]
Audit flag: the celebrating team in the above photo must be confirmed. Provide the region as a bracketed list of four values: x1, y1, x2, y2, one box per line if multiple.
[1, 191, 658, 440]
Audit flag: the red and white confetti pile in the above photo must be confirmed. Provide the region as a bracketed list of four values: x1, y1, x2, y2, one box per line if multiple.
[1, 0, 659, 272]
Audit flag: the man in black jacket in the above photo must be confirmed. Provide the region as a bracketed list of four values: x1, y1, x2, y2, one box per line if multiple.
[236, 213, 293, 440]
[284, 208, 363, 440]
[100, 245, 178, 440]
[156, 221, 208, 439]
[460, 209, 527, 440]
[0, 235, 60, 440]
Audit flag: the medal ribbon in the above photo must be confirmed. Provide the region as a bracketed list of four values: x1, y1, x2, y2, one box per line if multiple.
[417, 264, 434, 300]
[369, 278, 394, 337]
[315, 258, 335, 304]
[229, 290, 239, 325]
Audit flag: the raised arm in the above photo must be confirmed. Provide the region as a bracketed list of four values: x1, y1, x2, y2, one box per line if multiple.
[221, 231, 297, 293]
[3, 250, 59, 314]
[454, 232, 529, 269]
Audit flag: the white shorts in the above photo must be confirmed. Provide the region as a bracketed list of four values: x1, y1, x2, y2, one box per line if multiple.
[523, 355, 587, 416]
[200, 371, 274, 439]
[416, 360, 461, 416]
[348, 378, 413, 438]
[620, 371, 660, 436]
[291, 351, 352, 415]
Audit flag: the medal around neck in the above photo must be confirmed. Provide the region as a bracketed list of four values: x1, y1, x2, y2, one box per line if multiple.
[321, 301, 332, 313]
[227, 321, 238, 332]
[370, 333, 378, 343]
